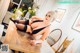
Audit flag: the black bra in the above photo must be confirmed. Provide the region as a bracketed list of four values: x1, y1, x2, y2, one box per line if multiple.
[30, 20, 50, 34]
[31, 25, 50, 34]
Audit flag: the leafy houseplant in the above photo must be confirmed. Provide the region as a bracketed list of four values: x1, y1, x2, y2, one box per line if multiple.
[28, 7, 36, 18]
[12, 8, 27, 19]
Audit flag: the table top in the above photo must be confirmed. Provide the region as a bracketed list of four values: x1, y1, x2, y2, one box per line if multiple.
[3, 21, 55, 53]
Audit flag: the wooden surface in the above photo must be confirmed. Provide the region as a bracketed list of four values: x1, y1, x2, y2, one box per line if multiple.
[3, 21, 41, 53]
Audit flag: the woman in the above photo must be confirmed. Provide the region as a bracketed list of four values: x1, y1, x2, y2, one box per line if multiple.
[10, 11, 57, 45]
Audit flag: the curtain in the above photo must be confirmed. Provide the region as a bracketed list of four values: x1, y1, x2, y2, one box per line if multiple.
[0, 0, 10, 23]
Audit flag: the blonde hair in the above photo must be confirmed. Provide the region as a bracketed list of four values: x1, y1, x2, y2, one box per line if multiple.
[47, 10, 57, 22]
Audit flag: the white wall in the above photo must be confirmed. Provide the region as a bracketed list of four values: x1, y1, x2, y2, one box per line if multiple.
[35, 0, 55, 17]
[0, 0, 10, 23]
[36, 0, 80, 52]
[51, 4, 80, 40]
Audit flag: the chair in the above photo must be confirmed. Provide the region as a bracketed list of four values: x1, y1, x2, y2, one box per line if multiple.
[54, 37, 74, 53]
[46, 29, 62, 46]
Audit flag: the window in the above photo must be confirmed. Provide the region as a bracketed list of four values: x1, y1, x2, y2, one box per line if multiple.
[13, 0, 20, 4]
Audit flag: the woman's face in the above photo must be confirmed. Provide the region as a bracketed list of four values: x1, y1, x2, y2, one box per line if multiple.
[45, 13, 52, 21]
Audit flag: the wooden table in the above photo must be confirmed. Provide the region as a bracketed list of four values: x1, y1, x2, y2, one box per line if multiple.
[3, 21, 54, 53]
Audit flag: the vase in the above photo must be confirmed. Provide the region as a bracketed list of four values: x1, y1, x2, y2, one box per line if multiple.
[15, 10, 22, 20]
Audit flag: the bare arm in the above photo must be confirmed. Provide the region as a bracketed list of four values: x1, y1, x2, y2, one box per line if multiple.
[40, 28, 50, 41]
[18, 20, 26, 24]
[30, 28, 50, 45]
[30, 16, 43, 20]
[29, 16, 43, 25]
[18, 16, 42, 25]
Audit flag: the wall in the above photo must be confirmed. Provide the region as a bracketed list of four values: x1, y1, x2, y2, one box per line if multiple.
[52, 4, 80, 51]
[35, 0, 55, 17]
[51, 4, 80, 40]
[0, 0, 10, 23]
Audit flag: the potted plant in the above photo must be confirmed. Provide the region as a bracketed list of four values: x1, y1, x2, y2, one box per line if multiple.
[12, 8, 26, 19]
[28, 7, 36, 18]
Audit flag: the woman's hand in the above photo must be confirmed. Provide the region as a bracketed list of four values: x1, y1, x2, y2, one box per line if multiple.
[30, 39, 43, 46]
[29, 16, 37, 25]
[30, 40, 37, 46]
[30, 16, 37, 21]
[31, 16, 43, 20]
